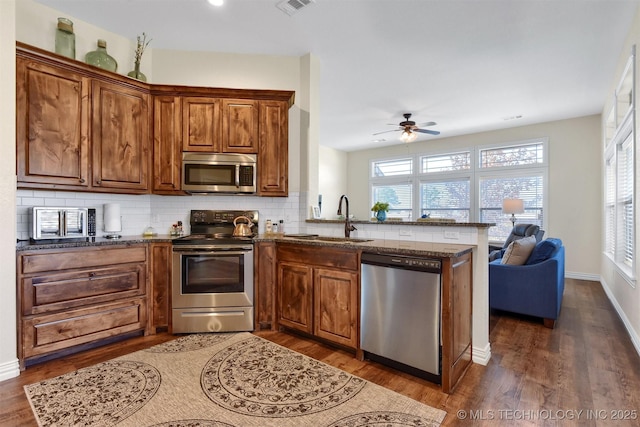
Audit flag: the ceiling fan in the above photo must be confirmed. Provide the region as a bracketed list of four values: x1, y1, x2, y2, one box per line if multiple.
[373, 113, 440, 142]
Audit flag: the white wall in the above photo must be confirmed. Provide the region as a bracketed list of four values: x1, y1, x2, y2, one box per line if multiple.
[318, 145, 348, 219]
[16, 0, 142, 78]
[346, 115, 603, 279]
[0, 0, 19, 381]
[601, 8, 640, 356]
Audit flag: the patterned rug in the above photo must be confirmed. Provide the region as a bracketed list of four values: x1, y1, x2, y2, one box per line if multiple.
[24, 332, 447, 426]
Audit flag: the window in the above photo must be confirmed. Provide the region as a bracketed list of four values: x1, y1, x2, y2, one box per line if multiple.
[369, 140, 547, 236]
[604, 46, 635, 284]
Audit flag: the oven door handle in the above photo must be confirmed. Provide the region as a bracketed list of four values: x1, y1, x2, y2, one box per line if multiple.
[173, 249, 252, 256]
[235, 164, 240, 188]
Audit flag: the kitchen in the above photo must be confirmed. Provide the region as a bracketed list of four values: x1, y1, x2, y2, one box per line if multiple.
[5, 1, 496, 391]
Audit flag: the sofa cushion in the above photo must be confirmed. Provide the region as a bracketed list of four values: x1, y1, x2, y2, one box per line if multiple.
[501, 235, 536, 265]
[526, 238, 563, 265]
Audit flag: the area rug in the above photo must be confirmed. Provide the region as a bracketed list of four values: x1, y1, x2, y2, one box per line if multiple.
[24, 332, 447, 426]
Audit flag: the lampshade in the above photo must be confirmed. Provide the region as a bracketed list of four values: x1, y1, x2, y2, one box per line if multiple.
[502, 198, 524, 214]
[400, 129, 417, 143]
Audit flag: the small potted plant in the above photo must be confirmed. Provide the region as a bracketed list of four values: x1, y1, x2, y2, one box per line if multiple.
[371, 202, 389, 222]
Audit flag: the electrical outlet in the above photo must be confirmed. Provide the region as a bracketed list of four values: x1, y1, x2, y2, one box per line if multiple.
[444, 231, 460, 239]
[399, 229, 412, 237]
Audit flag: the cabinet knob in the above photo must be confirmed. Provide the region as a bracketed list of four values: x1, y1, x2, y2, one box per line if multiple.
[89, 272, 95, 278]
[96, 180, 101, 185]
[79, 178, 85, 183]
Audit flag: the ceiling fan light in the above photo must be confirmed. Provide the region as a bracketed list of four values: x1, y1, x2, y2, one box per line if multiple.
[400, 129, 417, 143]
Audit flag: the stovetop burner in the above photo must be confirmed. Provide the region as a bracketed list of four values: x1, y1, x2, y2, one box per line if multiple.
[172, 210, 259, 246]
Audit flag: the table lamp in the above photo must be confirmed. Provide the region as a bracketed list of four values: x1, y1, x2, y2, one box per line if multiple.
[502, 198, 524, 227]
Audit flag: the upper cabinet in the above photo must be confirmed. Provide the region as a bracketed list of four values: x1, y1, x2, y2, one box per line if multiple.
[221, 99, 259, 153]
[16, 43, 294, 197]
[16, 56, 91, 190]
[182, 96, 222, 152]
[91, 79, 150, 193]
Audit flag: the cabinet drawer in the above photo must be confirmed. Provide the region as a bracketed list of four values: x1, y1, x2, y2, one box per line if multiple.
[276, 244, 358, 270]
[20, 245, 147, 274]
[22, 264, 146, 315]
[22, 298, 147, 359]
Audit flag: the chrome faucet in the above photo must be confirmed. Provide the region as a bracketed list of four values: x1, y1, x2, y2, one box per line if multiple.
[337, 194, 357, 238]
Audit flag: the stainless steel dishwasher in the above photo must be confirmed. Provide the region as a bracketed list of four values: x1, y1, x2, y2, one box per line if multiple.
[360, 252, 442, 383]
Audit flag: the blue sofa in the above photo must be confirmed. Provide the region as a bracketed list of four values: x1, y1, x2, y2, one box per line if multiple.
[489, 238, 565, 328]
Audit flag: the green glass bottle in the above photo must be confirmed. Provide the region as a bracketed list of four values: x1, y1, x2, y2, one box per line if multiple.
[85, 39, 117, 72]
[55, 18, 75, 59]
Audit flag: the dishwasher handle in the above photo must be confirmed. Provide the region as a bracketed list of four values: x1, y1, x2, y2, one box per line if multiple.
[361, 252, 441, 273]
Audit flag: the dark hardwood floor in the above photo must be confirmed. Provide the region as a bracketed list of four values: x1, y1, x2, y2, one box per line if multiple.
[1, 278, 639, 426]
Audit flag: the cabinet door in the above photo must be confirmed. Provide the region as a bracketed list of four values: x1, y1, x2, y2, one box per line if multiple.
[92, 79, 150, 193]
[150, 243, 172, 332]
[182, 96, 221, 152]
[16, 57, 90, 189]
[255, 242, 277, 330]
[258, 100, 288, 196]
[222, 99, 259, 153]
[153, 96, 183, 193]
[314, 267, 358, 348]
[441, 252, 473, 394]
[277, 261, 313, 334]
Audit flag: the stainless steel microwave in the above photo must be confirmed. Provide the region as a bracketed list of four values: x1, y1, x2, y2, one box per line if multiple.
[182, 152, 257, 194]
[31, 207, 96, 240]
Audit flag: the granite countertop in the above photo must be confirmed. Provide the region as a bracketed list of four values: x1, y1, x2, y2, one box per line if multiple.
[16, 234, 177, 251]
[256, 234, 474, 258]
[17, 233, 473, 258]
[306, 219, 494, 228]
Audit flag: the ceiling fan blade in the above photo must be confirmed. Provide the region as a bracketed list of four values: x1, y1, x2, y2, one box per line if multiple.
[416, 121, 437, 127]
[414, 129, 440, 135]
[372, 128, 401, 135]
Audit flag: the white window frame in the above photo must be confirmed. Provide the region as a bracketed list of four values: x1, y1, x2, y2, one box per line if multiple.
[369, 138, 548, 235]
[603, 46, 636, 287]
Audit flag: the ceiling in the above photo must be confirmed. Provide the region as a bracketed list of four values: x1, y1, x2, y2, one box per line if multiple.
[36, 0, 639, 152]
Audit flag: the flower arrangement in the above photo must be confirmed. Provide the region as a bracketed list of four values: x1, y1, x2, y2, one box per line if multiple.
[128, 32, 151, 81]
[134, 32, 151, 65]
[371, 202, 389, 213]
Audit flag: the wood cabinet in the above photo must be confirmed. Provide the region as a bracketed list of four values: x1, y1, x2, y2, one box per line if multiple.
[17, 244, 149, 368]
[441, 251, 473, 394]
[150, 242, 172, 333]
[276, 244, 359, 348]
[16, 56, 90, 190]
[254, 241, 277, 330]
[182, 96, 222, 152]
[258, 100, 289, 196]
[222, 99, 259, 153]
[91, 79, 151, 193]
[16, 43, 294, 197]
[153, 96, 183, 194]
[16, 43, 151, 194]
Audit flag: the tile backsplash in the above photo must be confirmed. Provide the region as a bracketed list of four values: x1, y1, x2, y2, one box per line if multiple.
[16, 190, 304, 241]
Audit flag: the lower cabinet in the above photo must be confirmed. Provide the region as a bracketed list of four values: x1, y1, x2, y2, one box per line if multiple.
[150, 242, 172, 333]
[276, 244, 358, 349]
[17, 244, 149, 368]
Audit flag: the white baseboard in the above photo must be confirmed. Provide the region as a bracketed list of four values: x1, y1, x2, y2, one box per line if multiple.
[566, 271, 600, 281]
[599, 277, 640, 358]
[472, 342, 491, 366]
[0, 358, 20, 382]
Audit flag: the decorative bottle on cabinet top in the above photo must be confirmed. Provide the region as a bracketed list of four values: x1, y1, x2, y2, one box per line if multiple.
[85, 39, 117, 72]
[55, 17, 75, 59]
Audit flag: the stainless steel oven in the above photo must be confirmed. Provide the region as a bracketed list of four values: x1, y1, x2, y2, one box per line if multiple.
[171, 210, 258, 333]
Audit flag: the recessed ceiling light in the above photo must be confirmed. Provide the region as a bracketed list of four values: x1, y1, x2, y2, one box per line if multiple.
[208, 0, 224, 6]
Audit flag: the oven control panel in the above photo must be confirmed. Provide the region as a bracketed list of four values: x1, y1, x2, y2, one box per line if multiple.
[191, 210, 259, 224]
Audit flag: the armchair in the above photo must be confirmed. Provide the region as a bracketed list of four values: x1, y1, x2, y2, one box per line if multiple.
[489, 224, 544, 261]
[489, 238, 565, 328]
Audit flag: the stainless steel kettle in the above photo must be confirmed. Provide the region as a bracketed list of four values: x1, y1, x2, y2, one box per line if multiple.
[232, 216, 255, 237]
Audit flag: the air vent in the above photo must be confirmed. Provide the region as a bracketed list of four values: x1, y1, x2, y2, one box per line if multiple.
[276, 0, 315, 16]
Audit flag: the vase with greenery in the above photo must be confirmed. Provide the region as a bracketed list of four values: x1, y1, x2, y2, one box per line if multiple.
[127, 32, 151, 82]
[371, 202, 389, 222]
